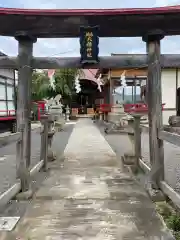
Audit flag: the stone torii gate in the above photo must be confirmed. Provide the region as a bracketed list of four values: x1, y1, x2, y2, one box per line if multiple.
[1, 6, 180, 193]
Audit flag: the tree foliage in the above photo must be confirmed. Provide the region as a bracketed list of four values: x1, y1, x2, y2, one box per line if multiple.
[55, 69, 76, 97]
[31, 70, 50, 101]
[31, 68, 81, 102]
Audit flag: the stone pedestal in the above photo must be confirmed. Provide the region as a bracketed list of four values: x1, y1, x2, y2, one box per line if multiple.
[49, 104, 65, 131]
[122, 152, 135, 165]
[49, 103, 62, 119]
[168, 115, 180, 127]
[108, 104, 127, 126]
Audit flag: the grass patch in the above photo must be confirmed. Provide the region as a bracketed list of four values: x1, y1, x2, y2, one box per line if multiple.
[156, 201, 180, 239]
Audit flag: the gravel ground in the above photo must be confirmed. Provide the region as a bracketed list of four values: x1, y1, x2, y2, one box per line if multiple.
[97, 121, 180, 193]
[0, 123, 74, 195]
[141, 132, 180, 192]
[97, 122, 132, 158]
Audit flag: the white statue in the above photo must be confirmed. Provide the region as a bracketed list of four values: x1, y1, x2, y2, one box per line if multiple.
[47, 95, 64, 118]
[54, 94, 61, 105]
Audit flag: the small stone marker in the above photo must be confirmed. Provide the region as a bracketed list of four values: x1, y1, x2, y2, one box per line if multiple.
[0, 216, 20, 231]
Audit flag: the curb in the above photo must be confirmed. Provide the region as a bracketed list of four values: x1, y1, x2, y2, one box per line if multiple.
[0, 159, 44, 208]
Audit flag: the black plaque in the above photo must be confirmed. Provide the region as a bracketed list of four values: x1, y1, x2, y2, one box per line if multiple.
[80, 26, 99, 64]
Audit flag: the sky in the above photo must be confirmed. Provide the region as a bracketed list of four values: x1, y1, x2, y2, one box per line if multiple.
[0, 0, 180, 56]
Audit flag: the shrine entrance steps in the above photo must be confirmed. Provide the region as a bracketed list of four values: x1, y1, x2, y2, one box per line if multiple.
[5, 119, 173, 239]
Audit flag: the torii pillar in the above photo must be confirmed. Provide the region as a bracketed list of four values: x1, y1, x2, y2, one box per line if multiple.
[15, 33, 37, 192]
[142, 31, 164, 191]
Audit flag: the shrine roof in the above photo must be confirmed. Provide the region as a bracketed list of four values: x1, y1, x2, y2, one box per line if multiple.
[79, 69, 98, 85]
[1, 6, 180, 37]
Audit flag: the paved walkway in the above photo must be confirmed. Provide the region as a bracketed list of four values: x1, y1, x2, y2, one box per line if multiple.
[6, 119, 173, 240]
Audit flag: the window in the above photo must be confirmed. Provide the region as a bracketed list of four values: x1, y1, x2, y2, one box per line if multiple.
[114, 77, 146, 104]
[0, 84, 6, 100]
[0, 76, 16, 116]
[6, 79, 14, 85]
[7, 85, 13, 100]
[0, 101, 7, 115]
[7, 101, 15, 114]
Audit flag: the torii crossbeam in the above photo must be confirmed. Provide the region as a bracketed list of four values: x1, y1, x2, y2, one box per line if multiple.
[0, 6, 180, 37]
[0, 55, 180, 69]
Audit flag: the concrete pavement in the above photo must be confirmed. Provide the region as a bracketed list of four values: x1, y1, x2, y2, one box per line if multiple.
[4, 119, 174, 240]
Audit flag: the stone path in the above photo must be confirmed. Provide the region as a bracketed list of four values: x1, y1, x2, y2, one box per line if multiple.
[6, 119, 173, 240]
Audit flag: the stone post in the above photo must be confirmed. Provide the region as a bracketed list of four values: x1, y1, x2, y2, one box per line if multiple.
[47, 114, 56, 161]
[99, 111, 103, 121]
[133, 115, 142, 167]
[123, 114, 142, 170]
[40, 114, 48, 171]
[66, 105, 70, 121]
[123, 118, 135, 166]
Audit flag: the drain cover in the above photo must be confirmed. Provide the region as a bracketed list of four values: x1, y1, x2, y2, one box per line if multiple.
[0, 217, 20, 231]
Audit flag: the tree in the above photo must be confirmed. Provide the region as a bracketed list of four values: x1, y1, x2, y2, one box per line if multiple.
[54, 68, 81, 105]
[13, 68, 81, 119]
[31, 70, 50, 101]
[30, 68, 83, 103]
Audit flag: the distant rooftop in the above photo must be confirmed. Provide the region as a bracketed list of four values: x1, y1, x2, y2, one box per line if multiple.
[0, 51, 6, 56]
[79, 69, 98, 84]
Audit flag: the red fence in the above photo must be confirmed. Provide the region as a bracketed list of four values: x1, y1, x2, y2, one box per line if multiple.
[99, 104, 112, 113]
[99, 103, 166, 114]
[0, 110, 16, 120]
[123, 103, 166, 113]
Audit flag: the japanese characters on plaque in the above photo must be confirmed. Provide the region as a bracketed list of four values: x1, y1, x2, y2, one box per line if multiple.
[80, 26, 99, 64]
[85, 31, 93, 58]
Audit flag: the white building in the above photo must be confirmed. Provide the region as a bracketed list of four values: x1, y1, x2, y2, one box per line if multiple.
[100, 67, 180, 125]
[0, 51, 16, 117]
[161, 68, 180, 125]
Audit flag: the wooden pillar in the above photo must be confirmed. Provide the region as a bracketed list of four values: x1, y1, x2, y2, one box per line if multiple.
[15, 34, 37, 192]
[142, 31, 164, 189]
[132, 83, 134, 103]
[109, 78, 114, 105]
[134, 77, 137, 103]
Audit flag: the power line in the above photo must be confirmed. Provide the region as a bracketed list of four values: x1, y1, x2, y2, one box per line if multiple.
[50, 48, 78, 57]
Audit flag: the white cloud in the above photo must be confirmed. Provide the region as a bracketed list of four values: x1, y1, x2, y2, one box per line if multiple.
[33, 38, 79, 57]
